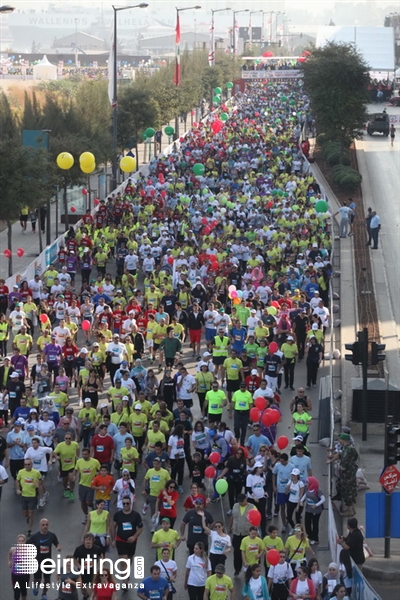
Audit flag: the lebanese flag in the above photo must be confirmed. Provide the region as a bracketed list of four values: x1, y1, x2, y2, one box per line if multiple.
[174, 12, 181, 86]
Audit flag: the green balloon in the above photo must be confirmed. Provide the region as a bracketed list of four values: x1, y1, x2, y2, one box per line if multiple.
[141, 132, 148, 140]
[193, 163, 205, 176]
[214, 87, 222, 95]
[213, 95, 221, 104]
[215, 479, 228, 495]
[289, 99, 295, 106]
[226, 81, 233, 89]
[179, 195, 186, 203]
[278, 190, 284, 196]
[220, 113, 229, 122]
[281, 95, 288, 102]
[292, 205, 299, 211]
[315, 200, 329, 213]
[284, 192, 289, 197]
[145, 127, 155, 138]
[164, 126, 174, 136]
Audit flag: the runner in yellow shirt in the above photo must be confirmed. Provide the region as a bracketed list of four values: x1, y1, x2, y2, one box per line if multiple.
[53, 435, 80, 500]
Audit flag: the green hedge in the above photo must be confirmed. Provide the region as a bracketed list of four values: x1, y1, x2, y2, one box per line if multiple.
[332, 165, 362, 191]
[322, 141, 350, 166]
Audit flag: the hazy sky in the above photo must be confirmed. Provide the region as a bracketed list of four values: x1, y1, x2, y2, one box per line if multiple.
[7, 0, 398, 29]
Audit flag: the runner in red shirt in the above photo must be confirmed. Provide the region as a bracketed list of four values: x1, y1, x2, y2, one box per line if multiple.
[90, 426, 115, 466]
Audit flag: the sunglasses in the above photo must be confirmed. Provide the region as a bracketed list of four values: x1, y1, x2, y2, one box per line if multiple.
[122, 502, 130, 505]
[64, 437, 72, 440]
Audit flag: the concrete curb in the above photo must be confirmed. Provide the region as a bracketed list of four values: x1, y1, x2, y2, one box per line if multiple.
[362, 557, 400, 581]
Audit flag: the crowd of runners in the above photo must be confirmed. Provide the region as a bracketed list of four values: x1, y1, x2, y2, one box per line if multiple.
[2, 80, 356, 600]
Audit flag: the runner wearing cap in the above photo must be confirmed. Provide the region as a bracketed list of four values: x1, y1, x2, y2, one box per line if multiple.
[151, 515, 181, 558]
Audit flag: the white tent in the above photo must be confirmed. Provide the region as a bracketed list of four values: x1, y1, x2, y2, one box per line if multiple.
[33, 55, 58, 81]
[316, 26, 395, 71]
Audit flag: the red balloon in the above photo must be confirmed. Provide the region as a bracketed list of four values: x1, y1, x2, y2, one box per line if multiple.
[167, 256, 174, 265]
[205, 466, 216, 479]
[269, 341, 278, 354]
[262, 409, 273, 427]
[269, 409, 280, 425]
[210, 262, 219, 272]
[3, 249, 11, 258]
[81, 320, 91, 331]
[150, 190, 155, 197]
[303, 50, 311, 56]
[298, 56, 306, 63]
[148, 179, 152, 185]
[201, 218, 208, 225]
[94, 198, 99, 206]
[16, 248, 25, 257]
[82, 188, 88, 196]
[158, 173, 164, 180]
[267, 201, 273, 209]
[40, 313, 48, 324]
[70, 206, 76, 213]
[247, 509, 261, 526]
[179, 137, 185, 142]
[250, 407, 261, 422]
[209, 452, 220, 465]
[271, 301, 280, 309]
[140, 189, 146, 197]
[255, 397, 267, 411]
[203, 226, 211, 235]
[161, 190, 166, 198]
[277, 435, 289, 450]
[267, 549, 280, 566]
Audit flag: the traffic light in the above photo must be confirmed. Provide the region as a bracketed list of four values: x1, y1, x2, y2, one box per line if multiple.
[387, 424, 400, 465]
[345, 342, 360, 365]
[371, 342, 386, 365]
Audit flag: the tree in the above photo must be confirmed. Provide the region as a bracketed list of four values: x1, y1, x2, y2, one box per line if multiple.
[117, 86, 161, 149]
[302, 42, 369, 157]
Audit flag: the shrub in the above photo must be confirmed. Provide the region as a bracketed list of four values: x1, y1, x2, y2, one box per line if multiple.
[333, 166, 362, 191]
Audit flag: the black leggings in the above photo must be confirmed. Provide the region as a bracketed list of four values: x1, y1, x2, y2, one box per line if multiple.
[0, 339, 7, 357]
[286, 501, 303, 529]
[187, 585, 205, 600]
[11, 574, 30, 600]
[228, 479, 244, 509]
[209, 552, 226, 574]
[170, 457, 185, 486]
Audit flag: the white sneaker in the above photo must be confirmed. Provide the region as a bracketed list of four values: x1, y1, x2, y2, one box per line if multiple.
[227, 509, 232, 516]
[142, 504, 148, 515]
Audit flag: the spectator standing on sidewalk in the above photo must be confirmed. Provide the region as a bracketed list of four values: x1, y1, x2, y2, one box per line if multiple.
[365, 207, 373, 246]
[369, 211, 381, 250]
[336, 517, 365, 569]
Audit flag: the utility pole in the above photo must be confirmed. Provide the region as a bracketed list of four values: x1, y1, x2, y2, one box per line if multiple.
[359, 328, 369, 442]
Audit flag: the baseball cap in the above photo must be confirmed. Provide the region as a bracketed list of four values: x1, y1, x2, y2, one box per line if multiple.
[121, 468, 130, 474]
[339, 433, 350, 441]
[29, 408, 37, 413]
[251, 369, 258, 375]
[313, 290, 320, 294]
[84, 398, 92, 403]
[250, 309, 256, 313]
[194, 497, 204, 504]
[161, 517, 171, 523]
[93, 342, 99, 347]
[80, 347, 89, 354]
[152, 456, 161, 462]
[10, 372, 19, 378]
[215, 564, 226, 574]
[26, 424, 35, 431]
[203, 352, 212, 358]
[122, 395, 129, 401]
[254, 461, 264, 469]
[291, 468, 301, 476]
[287, 335, 294, 341]
[293, 435, 304, 442]
[100, 403, 108, 409]
[135, 403, 142, 410]
[312, 323, 319, 330]
[240, 382, 247, 387]
[14, 420, 23, 426]
[121, 360, 128, 366]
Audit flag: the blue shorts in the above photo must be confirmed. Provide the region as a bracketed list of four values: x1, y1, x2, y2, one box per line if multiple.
[276, 492, 290, 506]
[205, 328, 217, 342]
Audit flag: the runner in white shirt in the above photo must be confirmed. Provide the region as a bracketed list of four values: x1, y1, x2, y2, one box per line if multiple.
[52, 319, 70, 347]
[246, 312, 258, 337]
[53, 299, 68, 322]
[58, 267, 71, 288]
[37, 416, 56, 447]
[28, 276, 43, 302]
[125, 251, 139, 273]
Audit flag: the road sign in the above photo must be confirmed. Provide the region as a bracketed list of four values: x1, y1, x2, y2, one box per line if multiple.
[379, 465, 400, 493]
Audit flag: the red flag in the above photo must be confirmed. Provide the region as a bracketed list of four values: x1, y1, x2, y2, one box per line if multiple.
[174, 12, 181, 86]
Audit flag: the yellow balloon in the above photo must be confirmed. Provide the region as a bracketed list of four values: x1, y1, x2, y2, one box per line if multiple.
[81, 162, 96, 174]
[79, 152, 95, 168]
[120, 156, 136, 173]
[56, 152, 74, 170]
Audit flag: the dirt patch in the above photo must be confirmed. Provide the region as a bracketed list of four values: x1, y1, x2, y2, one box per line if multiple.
[315, 145, 382, 376]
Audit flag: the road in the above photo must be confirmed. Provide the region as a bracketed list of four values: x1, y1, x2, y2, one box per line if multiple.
[355, 103, 400, 389]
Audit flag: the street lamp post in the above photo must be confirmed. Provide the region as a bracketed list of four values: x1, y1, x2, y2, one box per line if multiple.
[209, 8, 231, 67]
[41, 129, 52, 246]
[249, 10, 262, 51]
[232, 9, 249, 55]
[111, 3, 148, 192]
[174, 5, 201, 138]
[274, 11, 284, 44]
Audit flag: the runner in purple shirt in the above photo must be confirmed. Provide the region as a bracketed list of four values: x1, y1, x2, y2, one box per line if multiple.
[43, 334, 63, 379]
